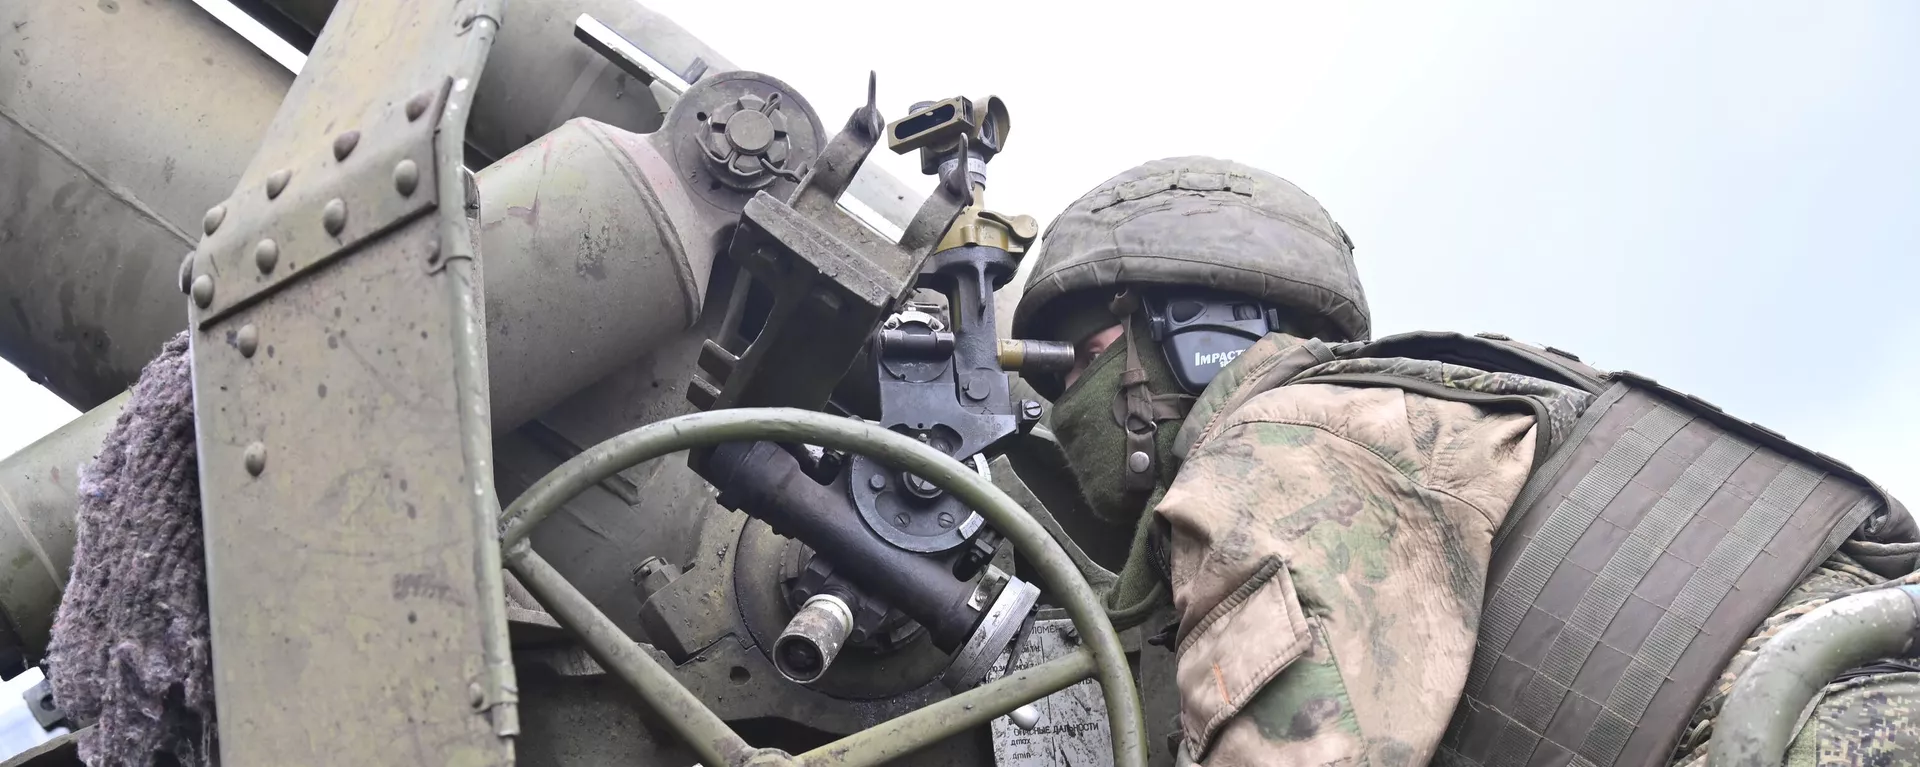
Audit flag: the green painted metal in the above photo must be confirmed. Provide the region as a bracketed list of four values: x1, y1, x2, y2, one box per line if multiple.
[1708, 585, 1920, 767]
[0, 0, 290, 410]
[497, 406, 1148, 766]
[797, 649, 1097, 767]
[506, 542, 755, 766]
[181, 0, 515, 761]
[0, 393, 123, 659]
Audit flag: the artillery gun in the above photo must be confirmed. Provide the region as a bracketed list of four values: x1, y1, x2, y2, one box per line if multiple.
[0, 0, 1148, 764]
[0, 2, 1908, 766]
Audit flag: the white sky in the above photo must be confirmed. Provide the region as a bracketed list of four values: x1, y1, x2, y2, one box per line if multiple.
[2, 1, 1915, 505]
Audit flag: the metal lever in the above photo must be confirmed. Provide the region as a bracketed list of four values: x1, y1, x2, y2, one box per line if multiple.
[572, 14, 699, 94]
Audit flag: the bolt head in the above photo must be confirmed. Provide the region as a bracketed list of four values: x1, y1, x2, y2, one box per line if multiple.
[868, 474, 887, 491]
[333, 129, 361, 161]
[266, 168, 291, 199]
[243, 442, 267, 476]
[725, 109, 777, 154]
[1126, 450, 1151, 474]
[1020, 399, 1044, 421]
[393, 159, 420, 196]
[254, 239, 280, 273]
[190, 274, 215, 308]
[177, 252, 195, 295]
[237, 324, 259, 358]
[202, 205, 226, 235]
[322, 198, 348, 236]
[405, 90, 434, 122]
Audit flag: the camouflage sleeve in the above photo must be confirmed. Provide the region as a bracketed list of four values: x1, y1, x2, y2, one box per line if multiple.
[1156, 382, 1540, 766]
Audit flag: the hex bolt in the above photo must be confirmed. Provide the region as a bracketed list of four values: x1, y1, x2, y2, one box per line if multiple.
[190, 275, 215, 309]
[237, 324, 259, 358]
[1126, 450, 1151, 473]
[243, 442, 267, 476]
[202, 204, 226, 235]
[333, 129, 361, 161]
[323, 198, 348, 236]
[254, 239, 280, 274]
[405, 90, 434, 122]
[177, 252, 195, 295]
[868, 474, 887, 491]
[393, 159, 420, 196]
[265, 168, 291, 199]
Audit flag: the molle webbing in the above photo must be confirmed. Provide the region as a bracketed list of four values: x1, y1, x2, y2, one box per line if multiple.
[1440, 378, 1891, 767]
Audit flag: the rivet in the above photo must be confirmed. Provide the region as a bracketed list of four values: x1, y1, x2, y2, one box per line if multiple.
[254, 239, 280, 273]
[202, 205, 226, 235]
[1126, 450, 1151, 473]
[190, 274, 215, 308]
[393, 159, 420, 196]
[243, 442, 267, 476]
[468, 682, 486, 708]
[177, 252, 195, 295]
[265, 168, 291, 199]
[237, 324, 259, 358]
[333, 129, 361, 161]
[323, 199, 348, 235]
[405, 91, 434, 121]
[867, 474, 886, 491]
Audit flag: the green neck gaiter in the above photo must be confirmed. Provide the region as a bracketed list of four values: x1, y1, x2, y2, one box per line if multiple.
[1048, 313, 1192, 527]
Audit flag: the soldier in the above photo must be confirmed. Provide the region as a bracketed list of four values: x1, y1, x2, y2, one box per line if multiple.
[1010, 157, 1920, 766]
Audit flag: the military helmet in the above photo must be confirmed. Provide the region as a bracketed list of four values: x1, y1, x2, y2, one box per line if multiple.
[1012, 156, 1371, 349]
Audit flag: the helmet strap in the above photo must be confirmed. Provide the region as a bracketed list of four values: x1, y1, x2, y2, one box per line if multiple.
[1107, 290, 1194, 503]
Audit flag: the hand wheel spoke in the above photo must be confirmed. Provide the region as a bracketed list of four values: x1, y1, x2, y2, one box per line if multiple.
[797, 649, 1097, 767]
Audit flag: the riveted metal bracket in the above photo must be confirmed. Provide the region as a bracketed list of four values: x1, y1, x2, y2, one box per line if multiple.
[182, 0, 514, 763]
[189, 88, 444, 328]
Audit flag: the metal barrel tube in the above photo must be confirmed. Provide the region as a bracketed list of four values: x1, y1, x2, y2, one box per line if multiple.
[474, 118, 717, 431]
[997, 339, 1076, 375]
[0, 0, 703, 411]
[773, 594, 855, 684]
[0, 116, 715, 659]
[0, 393, 127, 657]
[1709, 585, 1920, 767]
[0, 0, 292, 410]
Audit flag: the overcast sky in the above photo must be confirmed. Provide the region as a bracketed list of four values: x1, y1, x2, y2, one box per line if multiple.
[2, 1, 1915, 504]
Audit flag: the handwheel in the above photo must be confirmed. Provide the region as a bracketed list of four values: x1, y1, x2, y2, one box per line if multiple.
[496, 407, 1148, 767]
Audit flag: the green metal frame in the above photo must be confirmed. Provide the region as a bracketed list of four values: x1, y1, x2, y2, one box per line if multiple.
[181, 0, 516, 762]
[498, 407, 1149, 767]
[1708, 584, 1920, 767]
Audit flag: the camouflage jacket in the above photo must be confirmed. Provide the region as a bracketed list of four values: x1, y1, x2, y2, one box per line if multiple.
[1155, 333, 1920, 766]
[1158, 333, 1594, 765]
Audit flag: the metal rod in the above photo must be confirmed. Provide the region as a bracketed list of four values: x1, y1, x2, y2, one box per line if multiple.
[496, 407, 1149, 766]
[571, 14, 690, 94]
[1709, 585, 1920, 767]
[505, 543, 754, 767]
[797, 649, 1096, 767]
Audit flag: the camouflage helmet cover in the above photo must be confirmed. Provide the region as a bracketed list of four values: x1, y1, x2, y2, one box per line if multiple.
[1012, 156, 1370, 346]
